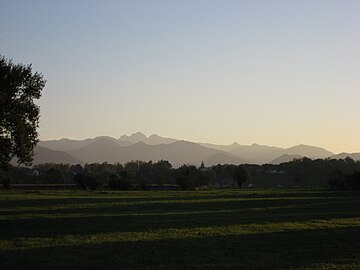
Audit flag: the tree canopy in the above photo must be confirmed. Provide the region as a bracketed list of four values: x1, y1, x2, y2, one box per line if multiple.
[233, 165, 250, 187]
[0, 56, 45, 172]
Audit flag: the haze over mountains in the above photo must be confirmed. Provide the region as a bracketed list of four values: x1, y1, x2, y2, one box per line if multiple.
[34, 132, 360, 167]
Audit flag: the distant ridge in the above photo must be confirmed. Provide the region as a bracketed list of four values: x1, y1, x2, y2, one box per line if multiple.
[230, 144, 284, 164]
[68, 138, 242, 167]
[205, 153, 250, 166]
[282, 144, 333, 159]
[270, 154, 303, 165]
[38, 136, 132, 152]
[119, 132, 177, 145]
[199, 142, 241, 153]
[119, 132, 147, 143]
[33, 132, 352, 167]
[331, 152, 360, 161]
[11, 146, 82, 166]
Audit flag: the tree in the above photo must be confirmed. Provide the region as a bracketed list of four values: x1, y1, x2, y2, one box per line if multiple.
[73, 173, 101, 190]
[328, 171, 347, 190]
[0, 56, 46, 173]
[108, 172, 131, 190]
[233, 165, 250, 188]
[45, 168, 64, 184]
[73, 174, 87, 190]
[175, 164, 211, 190]
[346, 171, 360, 191]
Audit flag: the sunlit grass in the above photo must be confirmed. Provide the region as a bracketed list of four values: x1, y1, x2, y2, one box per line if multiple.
[1, 217, 359, 251]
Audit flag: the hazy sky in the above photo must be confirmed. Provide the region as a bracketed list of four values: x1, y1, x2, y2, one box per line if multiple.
[1, 0, 359, 153]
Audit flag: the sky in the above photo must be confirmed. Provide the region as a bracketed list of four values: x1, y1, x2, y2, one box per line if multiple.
[0, 0, 359, 153]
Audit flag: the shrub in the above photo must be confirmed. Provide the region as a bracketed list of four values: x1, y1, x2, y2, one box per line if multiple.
[346, 171, 360, 191]
[328, 170, 360, 190]
[73, 174, 87, 190]
[1, 177, 11, 190]
[328, 171, 347, 190]
[108, 172, 131, 190]
[85, 175, 101, 190]
[73, 174, 101, 190]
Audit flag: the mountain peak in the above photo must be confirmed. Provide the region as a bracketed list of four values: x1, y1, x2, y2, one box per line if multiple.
[285, 144, 334, 158]
[149, 134, 161, 139]
[119, 132, 147, 142]
[132, 131, 146, 136]
[130, 131, 147, 138]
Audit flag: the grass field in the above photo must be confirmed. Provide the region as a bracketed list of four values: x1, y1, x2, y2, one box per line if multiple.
[0, 189, 360, 269]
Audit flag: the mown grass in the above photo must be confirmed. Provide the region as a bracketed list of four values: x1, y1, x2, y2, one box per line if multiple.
[0, 189, 359, 269]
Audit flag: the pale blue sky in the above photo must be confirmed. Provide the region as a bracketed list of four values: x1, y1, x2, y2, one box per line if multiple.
[1, 0, 359, 152]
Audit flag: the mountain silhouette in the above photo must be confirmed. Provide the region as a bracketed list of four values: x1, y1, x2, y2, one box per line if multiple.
[69, 138, 124, 163]
[26, 146, 81, 165]
[270, 154, 303, 165]
[119, 132, 177, 145]
[34, 132, 344, 166]
[205, 153, 250, 166]
[331, 152, 360, 161]
[230, 144, 284, 164]
[119, 132, 148, 143]
[68, 138, 244, 167]
[38, 136, 132, 152]
[199, 142, 241, 153]
[282, 144, 333, 159]
[230, 144, 334, 164]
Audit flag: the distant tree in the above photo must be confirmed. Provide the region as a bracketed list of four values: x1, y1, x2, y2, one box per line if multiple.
[70, 164, 84, 175]
[1, 177, 11, 190]
[345, 156, 355, 164]
[294, 173, 304, 185]
[345, 171, 360, 191]
[0, 55, 46, 174]
[175, 165, 196, 190]
[153, 160, 173, 185]
[175, 164, 211, 190]
[108, 172, 131, 190]
[328, 171, 347, 190]
[45, 168, 64, 184]
[233, 165, 250, 188]
[73, 174, 87, 190]
[138, 161, 154, 190]
[86, 175, 101, 190]
[73, 173, 101, 190]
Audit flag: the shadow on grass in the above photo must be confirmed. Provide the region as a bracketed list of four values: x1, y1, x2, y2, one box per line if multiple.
[1, 189, 358, 209]
[1, 196, 359, 240]
[1, 226, 360, 270]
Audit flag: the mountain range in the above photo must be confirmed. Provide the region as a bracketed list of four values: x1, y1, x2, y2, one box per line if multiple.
[30, 132, 360, 167]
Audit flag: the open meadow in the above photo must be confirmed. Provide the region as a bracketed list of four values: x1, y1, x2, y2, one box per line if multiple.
[0, 189, 360, 269]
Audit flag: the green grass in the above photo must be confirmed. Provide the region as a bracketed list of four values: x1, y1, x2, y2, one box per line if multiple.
[0, 189, 359, 269]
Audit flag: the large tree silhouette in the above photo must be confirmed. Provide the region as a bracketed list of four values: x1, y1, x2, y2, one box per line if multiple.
[0, 56, 46, 172]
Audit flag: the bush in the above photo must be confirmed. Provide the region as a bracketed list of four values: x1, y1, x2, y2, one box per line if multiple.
[108, 172, 131, 190]
[328, 171, 347, 190]
[346, 171, 360, 191]
[328, 170, 360, 190]
[1, 177, 11, 190]
[175, 165, 211, 190]
[85, 175, 101, 190]
[73, 174, 101, 190]
[73, 174, 87, 190]
[233, 166, 250, 188]
[176, 176, 194, 190]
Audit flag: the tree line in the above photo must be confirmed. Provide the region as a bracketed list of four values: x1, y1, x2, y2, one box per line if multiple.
[2, 157, 360, 190]
[243, 157, 360, 189]
[2, 160, 249, 190]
